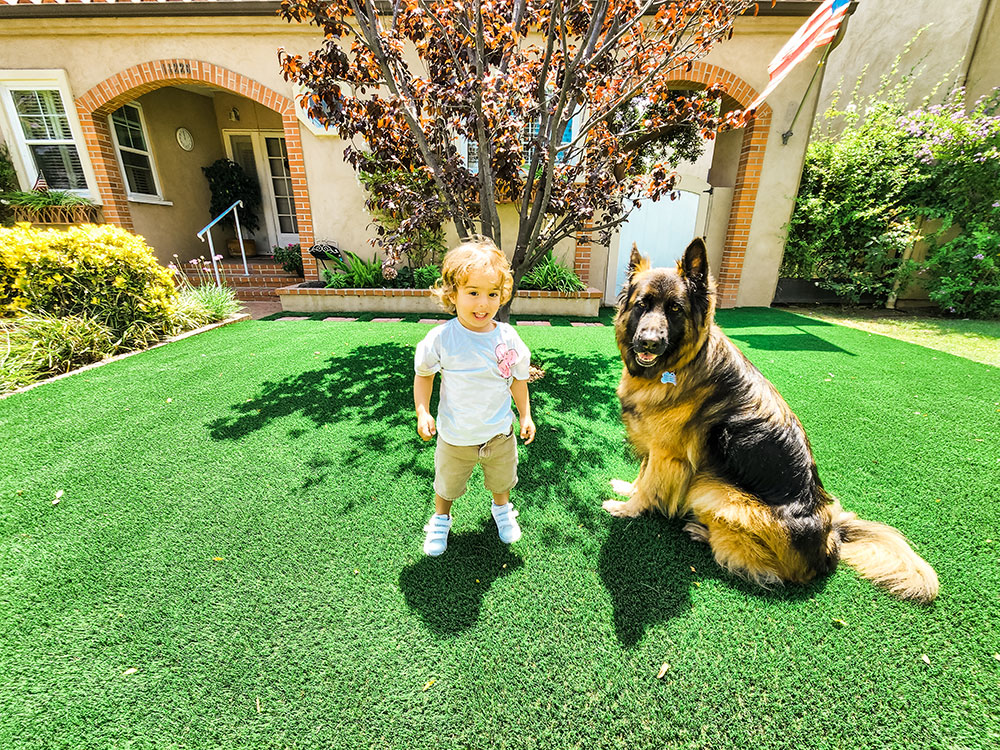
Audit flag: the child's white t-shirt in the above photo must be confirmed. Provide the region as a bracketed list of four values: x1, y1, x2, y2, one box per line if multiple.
[414, 317, 531, 446]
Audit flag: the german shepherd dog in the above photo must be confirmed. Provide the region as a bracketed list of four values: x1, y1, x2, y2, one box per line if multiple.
[604, 238, 938, 602]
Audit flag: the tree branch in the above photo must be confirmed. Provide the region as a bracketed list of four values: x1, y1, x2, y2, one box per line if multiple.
[348, 0, 475, 236]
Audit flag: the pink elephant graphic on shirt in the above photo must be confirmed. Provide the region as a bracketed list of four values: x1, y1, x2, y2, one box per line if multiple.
[495, 343, 518, 378]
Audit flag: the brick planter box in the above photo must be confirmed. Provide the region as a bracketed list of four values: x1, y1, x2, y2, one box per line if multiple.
[277, 284, 602, 317]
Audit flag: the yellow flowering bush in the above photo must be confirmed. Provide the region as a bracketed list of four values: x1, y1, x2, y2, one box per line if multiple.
[0, 223, 178, 345]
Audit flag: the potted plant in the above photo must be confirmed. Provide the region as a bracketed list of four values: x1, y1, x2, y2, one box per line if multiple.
[201, 158, 261, 257]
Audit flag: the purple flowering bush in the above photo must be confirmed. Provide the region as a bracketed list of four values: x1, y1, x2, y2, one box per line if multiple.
[921, 222, 1000, 318]
[785, 79, 1000, 316]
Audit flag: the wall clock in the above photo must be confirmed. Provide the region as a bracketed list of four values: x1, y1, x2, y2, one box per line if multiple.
[175, 127, 195, 151]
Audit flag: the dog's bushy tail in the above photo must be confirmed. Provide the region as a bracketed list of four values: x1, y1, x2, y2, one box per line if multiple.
[832, 501, 939, 603]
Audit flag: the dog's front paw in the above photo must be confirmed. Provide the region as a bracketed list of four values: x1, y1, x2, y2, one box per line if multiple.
[610, 479, 634, 497]
[603, 499, 642, 518]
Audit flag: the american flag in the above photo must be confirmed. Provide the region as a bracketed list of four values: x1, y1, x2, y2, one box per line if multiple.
[747, 0, 851, 111]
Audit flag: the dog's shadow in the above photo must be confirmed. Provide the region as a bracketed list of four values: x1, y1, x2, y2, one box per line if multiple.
[599, 513, 830, 647]
[599, 516, 697, 647]
[398, 522, 525, 636]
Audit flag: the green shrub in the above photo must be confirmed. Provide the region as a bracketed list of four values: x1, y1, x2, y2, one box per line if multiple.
[323, 250, 383, 288]
[783, 99, 926, 303]
[519, 252, 586, 292]
[413, 264, 441, 289]
[0, 144, 19, 226]
[273, 243, 304, 276]
[0, 312, 116, 393]
[922, 222, 1000, 318]
[181, 284, 240, 323]
[0, 223, 178, 346]
[786, 50, 1000, 314]
[322, 270, 351, 288]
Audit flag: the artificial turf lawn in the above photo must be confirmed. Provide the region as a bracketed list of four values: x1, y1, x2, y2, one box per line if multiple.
[1, 307, 998, 749]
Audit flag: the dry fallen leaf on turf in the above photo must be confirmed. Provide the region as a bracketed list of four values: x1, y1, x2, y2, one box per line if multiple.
[212, 557, 224, 561]
[689, 566, 696, 573]
[832, 618, 847, 628]
[693, 581, 701, 588]
[122, 668, 138, 676]
[656, 663, 671, 679]
[921, 654, 931, 665]
[422, 679, 436, 691]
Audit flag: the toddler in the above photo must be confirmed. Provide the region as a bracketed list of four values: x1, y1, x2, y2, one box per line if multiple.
[413, 237, 536, 556]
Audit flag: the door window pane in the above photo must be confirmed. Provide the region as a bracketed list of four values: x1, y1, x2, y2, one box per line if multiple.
[265, 137, 297, 234]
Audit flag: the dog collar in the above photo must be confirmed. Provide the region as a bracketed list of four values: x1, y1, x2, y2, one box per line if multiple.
[661, 371, 677, 385]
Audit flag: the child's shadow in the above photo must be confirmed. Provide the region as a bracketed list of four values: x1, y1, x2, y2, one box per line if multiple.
[398, 522, 524, 636]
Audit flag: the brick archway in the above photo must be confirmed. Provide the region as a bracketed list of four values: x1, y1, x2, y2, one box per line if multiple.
[668, 62, 771, 308]
[575, 62, 771, 308]
[75, 59, 316, 275]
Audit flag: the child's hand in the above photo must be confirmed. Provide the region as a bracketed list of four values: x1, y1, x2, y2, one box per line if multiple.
[519, 416, 536, 445]
[417, 412, 437, 441]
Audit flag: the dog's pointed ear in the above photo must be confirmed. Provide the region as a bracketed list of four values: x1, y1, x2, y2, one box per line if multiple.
[681, 237, 708, 287]
[627, 242, 650, 282]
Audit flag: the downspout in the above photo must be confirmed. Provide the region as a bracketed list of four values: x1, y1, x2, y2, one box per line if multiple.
[959, 0, 992, 88]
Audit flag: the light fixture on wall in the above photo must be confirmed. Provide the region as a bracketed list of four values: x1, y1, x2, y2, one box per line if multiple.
[229, 107, 240, 122]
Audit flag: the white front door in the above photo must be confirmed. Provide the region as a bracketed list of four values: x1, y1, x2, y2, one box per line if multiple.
[225, 131, 300, 254]
[604, 177, 712, 306]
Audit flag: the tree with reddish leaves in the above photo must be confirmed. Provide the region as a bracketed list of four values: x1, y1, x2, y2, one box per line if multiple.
[279, 0, 757, 317]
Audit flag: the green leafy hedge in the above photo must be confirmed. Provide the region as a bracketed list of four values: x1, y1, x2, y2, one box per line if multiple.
[0, 223, 178, 347]
[785, 66, 1000, 316]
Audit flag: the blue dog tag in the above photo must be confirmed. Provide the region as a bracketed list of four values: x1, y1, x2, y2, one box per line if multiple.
[661, 371, 677, 385]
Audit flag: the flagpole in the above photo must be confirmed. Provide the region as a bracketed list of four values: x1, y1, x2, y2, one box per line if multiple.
[780, 11, 852, 145]
[781, 44, 834, 145]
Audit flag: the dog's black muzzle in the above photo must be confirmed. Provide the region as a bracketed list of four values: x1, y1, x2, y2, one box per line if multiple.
[631, 315, 669, 368]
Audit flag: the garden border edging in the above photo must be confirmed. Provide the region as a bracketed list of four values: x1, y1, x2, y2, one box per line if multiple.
[277, 284, 603, 317]
[0, 313, 251, 400]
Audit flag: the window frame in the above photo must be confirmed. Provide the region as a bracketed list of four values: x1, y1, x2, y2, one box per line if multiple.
[0, 69, 98, 198]
[107, 101, 165, 202]
[461, 111, 582, 174]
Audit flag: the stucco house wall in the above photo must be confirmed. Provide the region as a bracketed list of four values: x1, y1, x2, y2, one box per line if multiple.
[818, 0, 992, 118]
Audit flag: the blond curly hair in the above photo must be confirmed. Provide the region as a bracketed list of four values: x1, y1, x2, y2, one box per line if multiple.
[432, 236, 514, 314]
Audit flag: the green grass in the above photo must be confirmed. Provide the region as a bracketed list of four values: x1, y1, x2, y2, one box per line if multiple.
[1, 308, 998, 749]
[788, 306, 1000, 367]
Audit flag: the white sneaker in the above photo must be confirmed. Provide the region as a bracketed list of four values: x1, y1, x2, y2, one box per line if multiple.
[423, 514, 452, 556]
[491, 502, 521, 544]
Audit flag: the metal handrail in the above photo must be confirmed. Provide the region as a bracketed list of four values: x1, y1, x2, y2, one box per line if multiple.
[196, 199, 249, 284]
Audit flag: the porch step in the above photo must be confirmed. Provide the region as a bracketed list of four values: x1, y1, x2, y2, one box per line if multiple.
[234, 286, 286, 301]
[179, 256, 292, 275]
[185, 272, 302, 288]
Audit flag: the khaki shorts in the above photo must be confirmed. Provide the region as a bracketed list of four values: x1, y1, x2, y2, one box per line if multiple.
[434, 430, 519, 501]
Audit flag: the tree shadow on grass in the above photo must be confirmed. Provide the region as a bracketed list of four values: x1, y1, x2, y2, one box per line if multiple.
[398, 520, 525, 636]
[726, 332, 854, 354]
[716, 307, 837, 328]
[516, 346, 629, 534]
[207, 343, 434, 489]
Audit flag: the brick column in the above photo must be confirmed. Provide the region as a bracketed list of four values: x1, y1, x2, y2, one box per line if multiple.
[574, 220, 593, 286]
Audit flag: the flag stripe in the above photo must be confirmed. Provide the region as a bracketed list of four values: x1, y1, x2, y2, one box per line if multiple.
[748, 0, 849, 111]
[768, 2, 849, 77]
